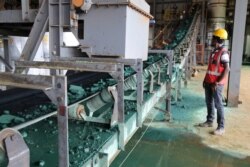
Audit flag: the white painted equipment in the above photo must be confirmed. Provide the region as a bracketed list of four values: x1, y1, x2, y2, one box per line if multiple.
[76, 0, 152, 60]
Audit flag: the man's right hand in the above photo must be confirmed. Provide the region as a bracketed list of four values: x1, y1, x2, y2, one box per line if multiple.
[211, 83, 217, 92]
[203, 81, 206, 89]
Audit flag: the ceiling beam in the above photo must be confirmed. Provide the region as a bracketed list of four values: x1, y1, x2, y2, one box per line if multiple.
[147, 0, 192, 5]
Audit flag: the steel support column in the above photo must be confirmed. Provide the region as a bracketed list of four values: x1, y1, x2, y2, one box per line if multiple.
[166, 51, 173, 121]
[227, 0, 248, 107]
[193, 25, 198, 67]
[117, 64, 125, 150]
[184, 49, 188, 87]
[19, 0, 48, 62]
[56, 77, 69, 167]
[135, 60, 143, 127]
[21, 0, 30, 21]
[49, 0, 70, 75]
[43, 76, 69, 167]
[200, 0, 206, 45]
[177, 68, 182, 101]
[3, 37, 12, 72]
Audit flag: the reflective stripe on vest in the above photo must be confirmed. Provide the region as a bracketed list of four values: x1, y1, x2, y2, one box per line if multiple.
[206, 71, 221, 76]
[207, 48, 227, 76]
[204, 47, 229, 84]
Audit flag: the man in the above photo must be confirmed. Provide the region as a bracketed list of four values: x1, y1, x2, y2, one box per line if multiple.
[199, 28, 230, 135]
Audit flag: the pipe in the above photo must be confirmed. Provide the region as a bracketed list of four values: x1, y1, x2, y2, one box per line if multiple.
[208, 0, 227, 30]
[206, 0, 228, 55]
[11, 91, 101, 130]
[13, 112, 57, 130]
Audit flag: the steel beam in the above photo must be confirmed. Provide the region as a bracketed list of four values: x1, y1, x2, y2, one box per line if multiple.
[15, 60, 118, 73]
[0, 10, 37, 23]
[49, 0, 71, 76]
[49, 0, 70, 57]
[3, 37, 13, 72]
[19, 0, 48, 62]
[177, 68, 182, 101]
[57, 77, 69, 167]
[52, 57, 139, 66]
[0, 72, 54, 90]
[21, 0, 30, 21]
[200, 0, 206, 45]
[135, 60, 143, 127]
[184, 51, 188, 87]
[49, 0, 61, 58]
[3, 37, 10, 64]
[166, 51, 173, 121]
[117, 64, 125, 150]
[227, 0, 248, 107]
[43, 76, 69, 167]
[0, 57, 12, 72]
[108, 64, 125, 150]
[147, 0, 192, 5]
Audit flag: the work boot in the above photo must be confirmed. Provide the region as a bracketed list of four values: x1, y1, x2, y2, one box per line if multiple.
[198, 121, 213, 127]
[213, 128, 225, 135]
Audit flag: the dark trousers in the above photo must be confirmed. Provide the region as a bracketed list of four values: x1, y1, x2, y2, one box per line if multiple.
[204, 83, 225, 128]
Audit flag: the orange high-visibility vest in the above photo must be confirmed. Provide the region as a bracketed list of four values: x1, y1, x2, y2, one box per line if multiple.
[204, 47, 229, 85]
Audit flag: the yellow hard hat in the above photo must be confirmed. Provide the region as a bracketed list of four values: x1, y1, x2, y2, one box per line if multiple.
[213, 28, 228, 40]
[72, 0, 84, 7]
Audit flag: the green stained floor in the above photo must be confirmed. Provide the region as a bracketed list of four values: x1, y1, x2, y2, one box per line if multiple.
[111, 126, 250, 167]
[111, 80, 250, 167]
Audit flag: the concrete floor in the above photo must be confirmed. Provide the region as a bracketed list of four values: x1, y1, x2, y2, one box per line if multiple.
[111, 66, 250, 167]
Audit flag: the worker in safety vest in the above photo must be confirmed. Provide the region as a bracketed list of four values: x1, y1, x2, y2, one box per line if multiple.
[198, 28, 230, 135]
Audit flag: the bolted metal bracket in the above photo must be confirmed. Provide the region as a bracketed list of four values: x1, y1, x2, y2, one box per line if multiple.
[108, 86, 119, 127]
[43, 76, 67, 105]
[0, 128, 30, 167]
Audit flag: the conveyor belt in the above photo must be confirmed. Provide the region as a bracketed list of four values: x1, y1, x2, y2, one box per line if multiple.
[0, 6, 200, 166]
[0, 72, 110, 111]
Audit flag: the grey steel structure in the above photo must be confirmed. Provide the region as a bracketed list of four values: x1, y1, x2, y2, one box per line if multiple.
[0, 1, 201, 167]
[0, 1, 149, 166]
[227, 0, 248, 107]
